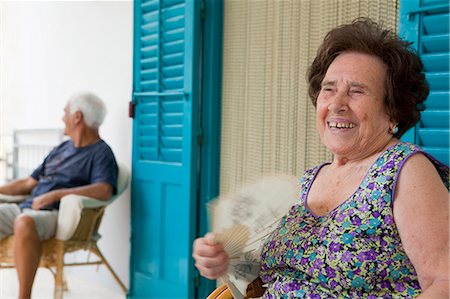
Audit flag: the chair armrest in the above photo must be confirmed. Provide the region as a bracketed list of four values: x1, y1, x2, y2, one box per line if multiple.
[55, 194, 108, 241]
[0, 193, 29, 203]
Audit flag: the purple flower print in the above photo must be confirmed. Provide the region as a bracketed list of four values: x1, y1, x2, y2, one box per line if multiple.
[351, 217, 362, 226]
[360, 202, 370, 212]
[342, 251, 354, 263]
[357, 252, 366, 262]
[301, 257, 309, 265]
[381, 160, 395, 171]
[273, 281, 281, 291]
[365, 249, 378, 260]
[336, 213, 346, 222]
[329, 242, 341, 252]
[313, 258, 324, 268]
[319, 228, 328, 238]
[380, 280, 391, 289]
[384, 214, 394, 225]
[395, 283, 406, 292]
[325, 266, 336, 278]
[330, 280, 338, 288]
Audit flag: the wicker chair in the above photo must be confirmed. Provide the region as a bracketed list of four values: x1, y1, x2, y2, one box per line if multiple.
[207, 278, 266, 299]
[0, 163, 129, 299]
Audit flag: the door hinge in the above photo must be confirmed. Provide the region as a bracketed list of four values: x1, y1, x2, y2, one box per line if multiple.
[197, 128, 204, 146]
[194, 274, 201, 288]
[129, 101, 135, 118]
[201, 0, 206, 21]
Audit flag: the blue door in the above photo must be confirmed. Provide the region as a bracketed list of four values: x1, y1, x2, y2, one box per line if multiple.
[399, 0, 449, 165]
[129, 0, 201, 298]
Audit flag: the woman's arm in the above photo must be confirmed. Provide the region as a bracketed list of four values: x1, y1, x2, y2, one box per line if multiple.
[394, 153, 449, 298]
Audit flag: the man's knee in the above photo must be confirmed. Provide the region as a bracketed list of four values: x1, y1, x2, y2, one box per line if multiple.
[13, 214, 37, 236]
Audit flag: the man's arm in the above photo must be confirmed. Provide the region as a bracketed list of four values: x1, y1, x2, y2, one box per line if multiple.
[0, 177, 38, 195]
[31, 182, 113, 210]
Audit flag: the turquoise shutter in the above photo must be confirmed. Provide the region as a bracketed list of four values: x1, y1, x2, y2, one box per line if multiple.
[399, 0, 449, 166]
[130, 0, 200, 298]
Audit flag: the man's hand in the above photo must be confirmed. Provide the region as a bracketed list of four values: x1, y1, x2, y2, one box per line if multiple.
[31, 190, 61, 210]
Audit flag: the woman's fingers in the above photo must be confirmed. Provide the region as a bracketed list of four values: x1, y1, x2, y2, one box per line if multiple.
[193, 236, 229, 279]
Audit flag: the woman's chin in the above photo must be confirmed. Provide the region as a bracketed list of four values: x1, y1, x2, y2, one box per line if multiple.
[323, 137, 356, 154]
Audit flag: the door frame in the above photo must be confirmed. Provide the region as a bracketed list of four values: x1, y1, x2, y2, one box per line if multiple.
[196, 0, 224, 297]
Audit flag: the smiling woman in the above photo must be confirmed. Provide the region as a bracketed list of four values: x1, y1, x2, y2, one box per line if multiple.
[194, 18, 449, 299]
[315, 52, 391, 160]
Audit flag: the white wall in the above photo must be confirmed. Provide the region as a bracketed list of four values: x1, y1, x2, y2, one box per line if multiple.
[0, 0, 133, 292]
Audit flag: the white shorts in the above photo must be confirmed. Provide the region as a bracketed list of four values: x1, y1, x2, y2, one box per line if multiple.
[0, 203, 58, 241]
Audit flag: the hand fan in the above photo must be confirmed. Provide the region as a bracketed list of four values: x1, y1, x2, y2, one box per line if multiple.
[208, 174, 299, 299]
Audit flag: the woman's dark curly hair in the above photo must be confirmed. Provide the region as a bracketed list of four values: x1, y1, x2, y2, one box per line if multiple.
[307, 18, 429, 138]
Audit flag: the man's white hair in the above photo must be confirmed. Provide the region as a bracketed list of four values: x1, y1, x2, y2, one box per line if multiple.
[68, 92, 107, 129]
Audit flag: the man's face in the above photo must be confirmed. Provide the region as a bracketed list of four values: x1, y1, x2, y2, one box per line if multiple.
[62, 103, 74, 136]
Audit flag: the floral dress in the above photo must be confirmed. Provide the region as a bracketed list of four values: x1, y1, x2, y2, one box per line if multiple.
[260, 142, 449, 298]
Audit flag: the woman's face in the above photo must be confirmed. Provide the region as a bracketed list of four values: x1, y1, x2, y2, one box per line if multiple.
[316, 52, 393, 159]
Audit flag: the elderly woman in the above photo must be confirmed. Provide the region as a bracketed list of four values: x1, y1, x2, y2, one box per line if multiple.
[193, 19, 449, 298]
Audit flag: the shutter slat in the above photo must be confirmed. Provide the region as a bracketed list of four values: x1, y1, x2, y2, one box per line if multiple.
[421, 53, 449, 72]
[423, 13, 449, 34]
[140, 57, 158, 69]
[423, 0, 449, 6]
[422, 33, 449, 53]
[160, 124, 182, 136]
[425, 72, 450, 90]
[140, 126, 157, 134]
[141, 0, 158, 13]
[161, 100, 183, 112]
[162, 77, 183, 90]
[425, 91, 450, 110]
[420, 110, 449, 127]
[418, 128, 449, 147]
[160, 136, 182, 148]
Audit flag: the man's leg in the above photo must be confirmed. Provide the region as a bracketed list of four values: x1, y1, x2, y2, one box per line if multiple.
[0, 203, 21, 240]
[13, 214, 41, 299]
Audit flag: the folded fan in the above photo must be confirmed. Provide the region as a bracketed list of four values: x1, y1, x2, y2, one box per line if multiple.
[208, 175, 299, 298]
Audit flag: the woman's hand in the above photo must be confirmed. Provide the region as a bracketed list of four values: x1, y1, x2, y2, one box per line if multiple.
[192, 233, 229, 280]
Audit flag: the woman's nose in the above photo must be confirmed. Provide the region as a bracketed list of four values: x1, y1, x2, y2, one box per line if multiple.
[328, 92, 349, 112]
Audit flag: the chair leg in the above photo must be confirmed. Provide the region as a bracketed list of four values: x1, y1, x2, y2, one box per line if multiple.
[54, 240, 64, 299]
[63, 274, 68, 291]
[91, 245, 127, 293]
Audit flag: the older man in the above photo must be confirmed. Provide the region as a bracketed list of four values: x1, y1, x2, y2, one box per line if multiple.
[0, 92, 117, 299]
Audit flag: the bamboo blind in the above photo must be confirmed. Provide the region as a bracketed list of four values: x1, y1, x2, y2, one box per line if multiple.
[220, 0, 398, 193]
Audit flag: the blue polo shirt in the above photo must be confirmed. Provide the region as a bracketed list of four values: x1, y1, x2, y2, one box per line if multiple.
[19, 139, 118, 210]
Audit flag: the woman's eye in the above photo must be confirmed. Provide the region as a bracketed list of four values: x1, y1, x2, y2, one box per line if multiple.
[351, 89, 363, 94]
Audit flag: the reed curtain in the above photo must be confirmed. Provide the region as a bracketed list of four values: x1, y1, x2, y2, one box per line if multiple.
[220, 0, 398, 193]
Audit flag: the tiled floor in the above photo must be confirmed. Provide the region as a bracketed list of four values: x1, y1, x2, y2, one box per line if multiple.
[0, 268, 125, 299]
